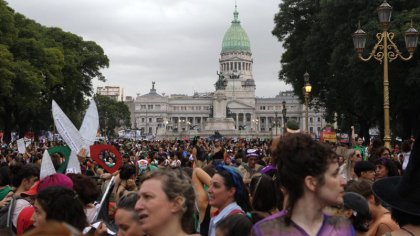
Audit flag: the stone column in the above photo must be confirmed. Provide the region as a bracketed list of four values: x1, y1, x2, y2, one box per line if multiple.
[213, 91, 227, 118]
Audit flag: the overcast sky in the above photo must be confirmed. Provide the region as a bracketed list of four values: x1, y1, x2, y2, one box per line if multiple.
[6, 0, 290, 98]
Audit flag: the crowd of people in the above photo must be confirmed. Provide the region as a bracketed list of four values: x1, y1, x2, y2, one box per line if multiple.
[0, 126, 419, 236]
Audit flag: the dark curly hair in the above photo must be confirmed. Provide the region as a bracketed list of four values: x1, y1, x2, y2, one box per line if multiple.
[11, 163, 39, 188]
[271, 133, 337, 224]
[119, 163, 136, 180]
[374, 158, 399, 177]
[67, 173, 100, 205]
[36, 186, 87, 231]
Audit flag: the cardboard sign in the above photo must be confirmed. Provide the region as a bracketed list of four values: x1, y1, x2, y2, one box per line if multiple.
[320, 131, 337, 143]
[17, 138, 26, 154]
[90, 145, 122, 174]
[48, 146, 71, 173]
[338, 133, 350, 144]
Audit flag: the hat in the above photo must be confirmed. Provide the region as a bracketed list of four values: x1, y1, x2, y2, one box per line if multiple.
[260, 165, 277, 176]
[138, 159, 148, 171]
[38, 173, 74, 192]
[343, 192, 369, 216]
[40, 150, 56, 180]
[372, 132, 420, 216]
[353, 161, 375, 177]
[246, 149, 259, 158]
[21, 181, 40, 197]
[16, 206, 35, 235]
[286, 120, 300, 133]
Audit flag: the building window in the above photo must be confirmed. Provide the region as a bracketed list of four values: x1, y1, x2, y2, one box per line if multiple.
[317, 117, 321, 122]
[310, 117, 313, 123]
[310, 127, 314, 133]
[149, 118, 152, 122]
[148, 105, 153, 110]
[141, 105, 146, 109]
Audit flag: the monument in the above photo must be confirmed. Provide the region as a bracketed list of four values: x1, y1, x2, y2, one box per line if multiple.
[204, 76, 236, 130]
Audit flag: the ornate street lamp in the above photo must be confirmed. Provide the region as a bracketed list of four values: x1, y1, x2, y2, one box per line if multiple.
[303, 72, 312, 134]
[352, 0, 418, 148]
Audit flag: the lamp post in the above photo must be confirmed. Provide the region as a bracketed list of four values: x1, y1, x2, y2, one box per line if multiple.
[303, 72, 312, 134]
[282, 101, 287, 134]
[352, 0, 418, 149]
[274, 111, 278, 136]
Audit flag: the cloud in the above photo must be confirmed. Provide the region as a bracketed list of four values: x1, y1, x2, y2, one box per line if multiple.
[6, 0, 290, 98]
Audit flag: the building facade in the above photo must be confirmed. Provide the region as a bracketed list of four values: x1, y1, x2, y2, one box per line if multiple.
[125, 6, 325, 139]
[97, 86, 124, 101]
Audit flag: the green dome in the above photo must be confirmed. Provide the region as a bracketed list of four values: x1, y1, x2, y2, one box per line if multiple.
[221, 7, 251, 53]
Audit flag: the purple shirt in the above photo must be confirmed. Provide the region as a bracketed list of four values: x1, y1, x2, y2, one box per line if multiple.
[251, 210, 355, 236]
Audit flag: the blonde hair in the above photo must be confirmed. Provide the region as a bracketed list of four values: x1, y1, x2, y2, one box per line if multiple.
[140, 169, 196, 234]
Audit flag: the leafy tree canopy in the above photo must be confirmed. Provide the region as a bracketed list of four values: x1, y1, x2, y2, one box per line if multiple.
[94, 94, 131, 138]
[273, 0, 420, 141]
[0, 0, 109, 140]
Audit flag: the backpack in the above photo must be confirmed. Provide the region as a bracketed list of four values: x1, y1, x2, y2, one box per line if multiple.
[0, 195, 19, 235]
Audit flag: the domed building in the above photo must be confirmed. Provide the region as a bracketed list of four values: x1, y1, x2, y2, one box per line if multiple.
[124, 6, 326, 139]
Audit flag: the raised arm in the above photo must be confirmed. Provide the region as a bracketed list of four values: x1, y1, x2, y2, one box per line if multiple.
[192, 167, 212, 222]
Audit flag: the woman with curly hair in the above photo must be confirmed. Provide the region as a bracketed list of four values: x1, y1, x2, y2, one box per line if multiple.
[32, 186, 87, 231]
[252, 133, 354, 235]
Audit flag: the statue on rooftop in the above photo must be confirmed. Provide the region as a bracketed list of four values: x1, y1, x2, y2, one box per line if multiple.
[215, 71, 227, 90]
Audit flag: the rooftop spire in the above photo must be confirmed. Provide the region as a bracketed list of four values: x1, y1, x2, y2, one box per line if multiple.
[232, 2, 240, 23]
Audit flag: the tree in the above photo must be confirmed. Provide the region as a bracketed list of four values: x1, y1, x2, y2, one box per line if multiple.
[273, 0, 420, 141]
[0, 1, 109, 141]
[94, 95, 131, 138]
